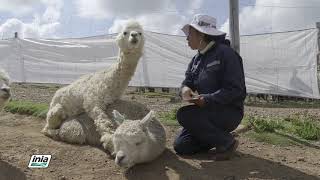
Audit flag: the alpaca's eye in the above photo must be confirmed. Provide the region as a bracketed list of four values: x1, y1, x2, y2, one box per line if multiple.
[138, 32, 142, 35]
[123, 32, 127, 35]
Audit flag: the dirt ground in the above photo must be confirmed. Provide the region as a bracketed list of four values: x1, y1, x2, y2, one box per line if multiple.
[0, 84, 320, 180]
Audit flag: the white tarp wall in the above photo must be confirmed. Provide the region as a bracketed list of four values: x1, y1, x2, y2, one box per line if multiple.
[0, 32, 194, 87]
[241, 29, 319, 99]
[0, 29, 319, 99]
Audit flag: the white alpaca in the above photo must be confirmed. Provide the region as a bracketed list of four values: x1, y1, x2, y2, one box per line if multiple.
[0, 69, 10, 110]
[51, 100, 166, 169]
[112, 110, 166, 169]
[42, 20, 145, 152]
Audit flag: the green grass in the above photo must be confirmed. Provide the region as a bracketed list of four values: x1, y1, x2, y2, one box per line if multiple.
[4, 100, 48, 118]
[15, 82, 63, 90]
[248, 116, 284, 133]
[244, 113, 320, 145]
[294, 121, 320, 140]
[284, 114, 320, 140]
[158, 108, 179, 126]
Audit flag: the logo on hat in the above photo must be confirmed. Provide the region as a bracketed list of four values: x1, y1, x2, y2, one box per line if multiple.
[197, 21, 216, 28]
[182, 14, 226, 36]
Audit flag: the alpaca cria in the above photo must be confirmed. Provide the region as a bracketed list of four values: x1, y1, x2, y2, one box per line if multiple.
[52, 100, 166, 169]
[0, 69, 10, 110]
[112, 110, 166, 169]
[42, 21, 145, 151]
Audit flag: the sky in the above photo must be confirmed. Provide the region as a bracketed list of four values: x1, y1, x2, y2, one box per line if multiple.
[0, 0, 320, 39]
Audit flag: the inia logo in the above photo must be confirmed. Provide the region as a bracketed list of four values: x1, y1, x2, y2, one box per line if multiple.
[28, 155, 51, 168]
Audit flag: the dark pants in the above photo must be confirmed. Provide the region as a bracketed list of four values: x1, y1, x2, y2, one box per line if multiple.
[173, 105, 243, 155]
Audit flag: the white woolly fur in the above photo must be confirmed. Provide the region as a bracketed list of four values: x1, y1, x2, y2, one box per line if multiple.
[0, 69, 10, 110]
[42, 20, 145, 153]
[52, 100, 166, 169]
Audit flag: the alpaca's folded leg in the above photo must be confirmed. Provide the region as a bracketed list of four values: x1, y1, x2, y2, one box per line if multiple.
[87, 106, 116, 134]
[42, 103, 65, 134]
[87, 106, 117, 153]
[43, 129, 60, 139]
[100, 133, 115, 155]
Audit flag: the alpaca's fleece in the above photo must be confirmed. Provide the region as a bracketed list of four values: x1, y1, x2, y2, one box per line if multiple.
[112, 110, 166, 169]
[42, 20, 145, 148]
[0, 69, 10, 110]
[50, 100, 166, 169]
[55, 100, 150, 146]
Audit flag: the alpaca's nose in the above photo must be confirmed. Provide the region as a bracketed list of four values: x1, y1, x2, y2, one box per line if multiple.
[130, 33, 139, 44]
[2, 88, 10, 94]
[131, 32, 138, 37]
[1, 85, 10, 94]
[115, 151, 126, 165]
[117, 154, 125, 163]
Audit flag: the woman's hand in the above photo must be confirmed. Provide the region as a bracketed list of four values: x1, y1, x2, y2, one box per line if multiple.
[181, 86, 194, 100]
[188, 96, 206, 107]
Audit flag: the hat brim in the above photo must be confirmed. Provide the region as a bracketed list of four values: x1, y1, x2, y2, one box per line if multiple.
[182, 24, 226, 36]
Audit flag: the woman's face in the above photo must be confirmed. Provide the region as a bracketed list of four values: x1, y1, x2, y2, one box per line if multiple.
[187, 27, 203, 50]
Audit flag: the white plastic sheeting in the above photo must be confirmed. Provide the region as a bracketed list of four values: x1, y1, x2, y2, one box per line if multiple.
[0, 29, 319, 99]
[241, 29, 319, 99]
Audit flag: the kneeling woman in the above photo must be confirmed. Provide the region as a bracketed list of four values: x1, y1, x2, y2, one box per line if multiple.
[174, 14, 246, 160]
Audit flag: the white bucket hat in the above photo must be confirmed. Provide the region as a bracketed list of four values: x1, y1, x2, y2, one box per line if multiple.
[182, 14, 226, 36]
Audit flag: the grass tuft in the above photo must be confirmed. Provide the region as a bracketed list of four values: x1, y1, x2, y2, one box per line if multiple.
[158, 108, 179, 126]
[283, 113, 320, 140]
[244, 113, 320, 145]
[4, 100, 48, 119]
[248, 116, 284, 133]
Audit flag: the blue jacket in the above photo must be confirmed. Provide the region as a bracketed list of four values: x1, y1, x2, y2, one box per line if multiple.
[182, 42, 246, 111]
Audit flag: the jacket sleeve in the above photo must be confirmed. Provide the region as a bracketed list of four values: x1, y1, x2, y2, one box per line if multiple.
[201, 48, 246, 105]
[181, 57, 196, 91]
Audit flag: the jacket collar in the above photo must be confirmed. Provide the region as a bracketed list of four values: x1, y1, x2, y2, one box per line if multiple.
[199, 41, 215, 55]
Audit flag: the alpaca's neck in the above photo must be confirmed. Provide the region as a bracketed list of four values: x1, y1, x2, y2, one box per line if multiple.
[105, 51, 142, 98]
[118, 52, 141, 74]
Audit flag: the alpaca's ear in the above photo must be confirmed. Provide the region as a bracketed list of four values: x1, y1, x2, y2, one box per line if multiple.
[140, 110, 154, 127]
[115, 33, 121, 42]
[112, 110, 126, 126]
[115, 34, 122, 47]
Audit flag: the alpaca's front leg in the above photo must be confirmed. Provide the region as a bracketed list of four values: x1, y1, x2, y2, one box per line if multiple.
[100, 132, 115, 155]
[42, 103, 66, 137]
[87, 106, 116, 154]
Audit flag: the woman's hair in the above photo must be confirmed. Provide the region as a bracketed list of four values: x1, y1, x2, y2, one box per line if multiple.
[191, 26, 230, 46]
[203, 34, 226, 44]
[204, 34, 231, 47]
[223, 39, 231, 47]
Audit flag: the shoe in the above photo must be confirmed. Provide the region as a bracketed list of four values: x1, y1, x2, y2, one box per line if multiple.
[213, 139, 239, 161]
